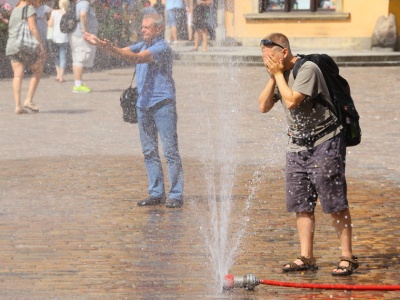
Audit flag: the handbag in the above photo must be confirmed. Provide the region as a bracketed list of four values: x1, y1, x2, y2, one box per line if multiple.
[120, 70, 138, 124]
[15, 6, 39, 55]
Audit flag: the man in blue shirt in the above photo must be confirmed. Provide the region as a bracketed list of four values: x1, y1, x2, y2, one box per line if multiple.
[84, 13, 184, 208]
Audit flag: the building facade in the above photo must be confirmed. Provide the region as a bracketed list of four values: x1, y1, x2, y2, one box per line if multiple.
[224, 0, 400, 50]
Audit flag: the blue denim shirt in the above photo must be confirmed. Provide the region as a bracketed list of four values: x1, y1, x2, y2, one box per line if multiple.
[130, 37, 176, 109]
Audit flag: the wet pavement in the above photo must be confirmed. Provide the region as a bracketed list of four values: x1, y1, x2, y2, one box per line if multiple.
[0, 62, 399, 299]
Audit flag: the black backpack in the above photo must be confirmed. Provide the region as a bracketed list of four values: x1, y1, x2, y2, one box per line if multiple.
[60, 1, 79, 33]
[293, 54, 361, 147]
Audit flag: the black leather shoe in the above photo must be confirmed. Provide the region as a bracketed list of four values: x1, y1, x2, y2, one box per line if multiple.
[137, 196, 166, 206]
[166, 198, 183, 208]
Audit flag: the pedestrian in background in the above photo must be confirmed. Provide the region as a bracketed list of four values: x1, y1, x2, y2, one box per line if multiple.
[186, 0, 192, 41]
[165, 0, 186, 45]
[122, 0, 140, 42]
[35, 0, 52, 50]
[153, 0, 164, 16]
[36, 0, 53, 74]
[258, 32, 359, 276]
[6, 0, 46, 114]
[84, 13, 184, 208]
[141, 0, 157, 16]
[48, 0, 69, 82]
[192, 0, 212, 52]
[69, 0, 98, 93]
[45, 0, 56, 71]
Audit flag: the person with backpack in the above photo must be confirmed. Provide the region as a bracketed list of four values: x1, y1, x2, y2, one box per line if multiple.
[258, 32, 359, 276]
[69, 0, 98, 93]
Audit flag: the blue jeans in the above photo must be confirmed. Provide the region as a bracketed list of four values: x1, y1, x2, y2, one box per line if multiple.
[54, 43, 68, 69]
[137, 100, 184, 200]
[167, 8, 179, 27]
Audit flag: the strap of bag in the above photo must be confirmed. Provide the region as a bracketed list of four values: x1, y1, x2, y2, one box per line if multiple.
[74, 1, 81, 22]
[22, 5, 28, 20]
[129, 69, 136, 87]
[292, 56, 304, 79]
[127, 42, 147, 87]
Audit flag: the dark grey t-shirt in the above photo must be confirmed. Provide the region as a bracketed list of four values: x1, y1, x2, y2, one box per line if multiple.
[280, 60, 341, 152]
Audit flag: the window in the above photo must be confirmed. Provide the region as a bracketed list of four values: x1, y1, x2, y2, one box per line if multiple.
[260, 0, 336, 12]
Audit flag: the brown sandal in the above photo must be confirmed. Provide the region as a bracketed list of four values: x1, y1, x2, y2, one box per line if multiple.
[23, 102, 39, 112]
[282, 256, 318, 272]
[332, 256, 359, 276]
[15, 106, 28, 114]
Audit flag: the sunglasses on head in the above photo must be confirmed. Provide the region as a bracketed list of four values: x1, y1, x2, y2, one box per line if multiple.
[260, 39, 284, 49]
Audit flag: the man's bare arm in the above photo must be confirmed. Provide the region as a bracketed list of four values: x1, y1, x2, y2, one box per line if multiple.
[273, 73, 305, 109]
[80, 11, 88, 32]
[84, 32, 154, 64]
[107, 46, 154, 64]
[259, 77, 276, 113]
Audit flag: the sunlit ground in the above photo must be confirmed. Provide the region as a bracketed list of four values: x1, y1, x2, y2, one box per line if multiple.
[0, 65, 399, 299]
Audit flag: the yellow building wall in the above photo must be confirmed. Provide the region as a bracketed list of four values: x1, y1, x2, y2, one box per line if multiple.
[228, 0, 391, 49]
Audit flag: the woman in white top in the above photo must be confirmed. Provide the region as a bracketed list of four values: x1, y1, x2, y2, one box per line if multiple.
[48, 0, 69, 82]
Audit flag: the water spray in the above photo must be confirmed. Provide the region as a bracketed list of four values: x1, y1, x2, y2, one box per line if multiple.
[223, 274, 400, 291]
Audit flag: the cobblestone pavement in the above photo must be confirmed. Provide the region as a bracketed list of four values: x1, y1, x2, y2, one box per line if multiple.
[0, 64, 399, 299]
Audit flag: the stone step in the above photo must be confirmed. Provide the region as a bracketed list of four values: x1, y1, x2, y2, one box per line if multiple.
[172, 45, 400, 67]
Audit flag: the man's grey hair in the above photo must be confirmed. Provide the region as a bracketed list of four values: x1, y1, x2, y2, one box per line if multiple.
[143, 13, 164, 28]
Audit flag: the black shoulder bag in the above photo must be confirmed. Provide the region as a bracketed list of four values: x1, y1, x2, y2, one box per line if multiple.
[120, 70, 138, 124]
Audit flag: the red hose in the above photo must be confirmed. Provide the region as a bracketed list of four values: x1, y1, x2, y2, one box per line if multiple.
[259, 279, 400, 291]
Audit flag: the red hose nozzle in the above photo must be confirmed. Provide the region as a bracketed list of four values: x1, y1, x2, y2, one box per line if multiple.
[223, 274, 260, 290]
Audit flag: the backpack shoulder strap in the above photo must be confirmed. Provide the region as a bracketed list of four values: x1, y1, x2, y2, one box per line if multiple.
[292, 54, 306, 79]
[69, 1, 80, 22]
[292, 54, 339, 117]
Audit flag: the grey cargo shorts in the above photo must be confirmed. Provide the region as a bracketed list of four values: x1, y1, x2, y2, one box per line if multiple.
[285, 132, 348, 214]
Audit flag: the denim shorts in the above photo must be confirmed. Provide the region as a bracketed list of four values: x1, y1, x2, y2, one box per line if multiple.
[167, 8, 179, 27]
[285, 133, 348, 214]
[8, 51, 39, 67]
